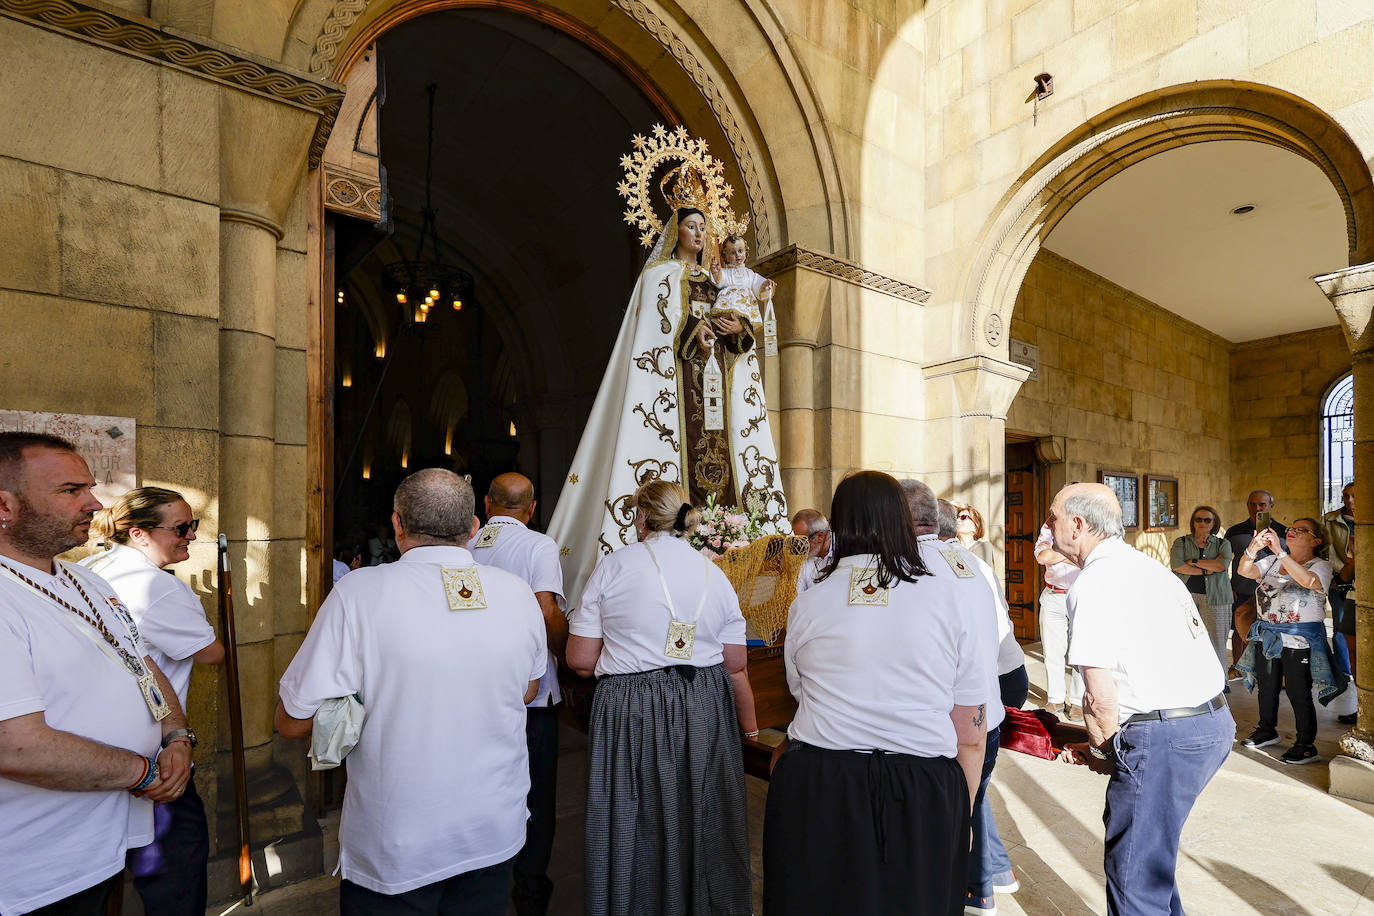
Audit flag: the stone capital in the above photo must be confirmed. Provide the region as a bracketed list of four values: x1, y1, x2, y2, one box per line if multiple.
[921, 354, 1031, 420]
[1314, 262, 1374, 352]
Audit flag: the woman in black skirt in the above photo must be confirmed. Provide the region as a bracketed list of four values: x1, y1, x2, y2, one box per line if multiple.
[763, 471, 989, 915]
[567, 479, 758, 916]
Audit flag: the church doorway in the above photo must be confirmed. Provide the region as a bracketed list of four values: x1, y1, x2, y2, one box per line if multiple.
[323, 8, 673, 570]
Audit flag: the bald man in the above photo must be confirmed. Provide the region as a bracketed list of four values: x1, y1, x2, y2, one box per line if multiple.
[469, 473, 567, 916]
[1050, 483, 1231, 915]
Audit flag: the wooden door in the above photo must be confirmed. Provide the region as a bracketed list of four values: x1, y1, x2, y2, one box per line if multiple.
[1004, 441, 1042, 640]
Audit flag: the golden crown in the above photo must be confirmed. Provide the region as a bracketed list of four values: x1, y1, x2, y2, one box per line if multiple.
[616, 124, 747, 248]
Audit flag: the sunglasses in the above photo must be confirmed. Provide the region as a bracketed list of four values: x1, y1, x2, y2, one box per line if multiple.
[150, 519, 200, 538]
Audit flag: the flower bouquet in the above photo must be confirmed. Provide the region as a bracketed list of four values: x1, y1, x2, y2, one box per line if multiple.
[688, 494, 786, 558]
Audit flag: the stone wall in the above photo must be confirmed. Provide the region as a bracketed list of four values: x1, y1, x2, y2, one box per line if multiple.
[1006, 250, 1232, 561]
[1229, 326, 1351, 527]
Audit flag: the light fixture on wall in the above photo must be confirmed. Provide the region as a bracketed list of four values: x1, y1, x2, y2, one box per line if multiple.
[381, 83, 473, 325]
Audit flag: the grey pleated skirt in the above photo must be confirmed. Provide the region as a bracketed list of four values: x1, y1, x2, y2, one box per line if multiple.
[584, 663, 751, 916]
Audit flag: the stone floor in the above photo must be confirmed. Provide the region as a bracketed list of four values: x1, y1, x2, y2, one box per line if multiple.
[207, 644, 1374, 915]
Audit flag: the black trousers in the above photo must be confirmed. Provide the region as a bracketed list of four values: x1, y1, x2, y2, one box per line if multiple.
[512, 704, 559, 916]
[128, 772, 209, 915]
[1255, 646, 1316, 745]
[340, 857, 514, 916]
[24, 874, 119, 916]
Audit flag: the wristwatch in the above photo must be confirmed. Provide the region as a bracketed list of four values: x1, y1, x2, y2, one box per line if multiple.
[162, 728, 198, 749]
[1087, 744, 1110, 761]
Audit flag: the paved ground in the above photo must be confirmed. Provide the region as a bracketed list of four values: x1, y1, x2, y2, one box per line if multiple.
[207, 644, 1374, 915]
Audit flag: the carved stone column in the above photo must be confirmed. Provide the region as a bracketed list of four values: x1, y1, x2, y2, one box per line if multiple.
[214, 88, 316, 867]
[1315, 264, 1374, 801]
[921, 355, 1032, 569]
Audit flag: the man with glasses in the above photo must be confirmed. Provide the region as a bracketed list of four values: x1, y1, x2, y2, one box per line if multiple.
[1225, 490, 1287, 671]
[791, 508, 832, 595]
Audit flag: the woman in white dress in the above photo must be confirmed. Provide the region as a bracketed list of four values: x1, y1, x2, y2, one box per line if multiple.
[549, 201, 787, 606]
[567, 479, 757, 916]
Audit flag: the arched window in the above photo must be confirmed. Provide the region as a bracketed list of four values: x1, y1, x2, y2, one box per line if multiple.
[1321, 372, 1354, 513]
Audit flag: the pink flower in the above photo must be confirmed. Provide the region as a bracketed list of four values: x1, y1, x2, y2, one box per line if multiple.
[730, 538, 751, 549]
[725, 513, 748, 528]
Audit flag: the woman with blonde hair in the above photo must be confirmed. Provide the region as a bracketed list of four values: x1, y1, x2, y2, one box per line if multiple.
[568, 479, 757, 915]
[1170, 505, 1233, 668]
[82, 487, 222, 915]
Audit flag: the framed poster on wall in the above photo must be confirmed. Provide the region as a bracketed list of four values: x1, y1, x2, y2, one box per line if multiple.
[1097, 470, 1139, 530]
[1145, 474, 1180, 532]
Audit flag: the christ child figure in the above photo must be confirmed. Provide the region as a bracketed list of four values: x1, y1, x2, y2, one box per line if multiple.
[710, 234, 775, 331]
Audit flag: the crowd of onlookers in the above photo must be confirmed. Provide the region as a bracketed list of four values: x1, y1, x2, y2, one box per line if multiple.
[0, 426, 1356, 916]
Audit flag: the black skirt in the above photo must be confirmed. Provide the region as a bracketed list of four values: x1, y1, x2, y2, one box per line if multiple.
[584, 664, 751, 916]
[763, 741, 970, 916]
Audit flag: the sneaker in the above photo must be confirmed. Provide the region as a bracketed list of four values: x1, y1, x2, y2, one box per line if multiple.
[990, 870, 1019, 894]
[1066, 704, 1084, 721]
[1338, 713, 1358, 726]
[1043, 702, 1065, 718]
[1227, 666, 1243, 682]
[1281, 744, 1321, 765]
[964, 894, 997, 914]
[1241, 728, 1280, 748]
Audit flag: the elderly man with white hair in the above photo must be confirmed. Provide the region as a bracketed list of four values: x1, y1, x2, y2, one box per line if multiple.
[1052, 482, 1231, 916]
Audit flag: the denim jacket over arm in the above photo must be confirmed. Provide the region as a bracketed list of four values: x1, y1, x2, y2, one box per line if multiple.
[1236, 619, 1348, 704]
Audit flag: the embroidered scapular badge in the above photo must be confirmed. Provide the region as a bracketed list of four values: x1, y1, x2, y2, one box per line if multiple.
[1183, 597, 1206, 639]
[848, 567, 889, 606]
[664, 621, 697, 660]
[474, 525, 503, 549]
[938, 547, 977, 579]
[139, 673, 172, 721]
[442, 567, 487, 610]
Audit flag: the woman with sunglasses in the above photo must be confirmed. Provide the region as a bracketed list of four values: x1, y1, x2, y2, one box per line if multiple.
[83, 487, 222, 915]
[1235, 517, 1346, 765]
[1169, 506, 1233, 668]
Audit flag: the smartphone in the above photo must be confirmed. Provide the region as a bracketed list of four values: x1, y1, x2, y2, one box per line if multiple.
[1256, 510, 1272, 532]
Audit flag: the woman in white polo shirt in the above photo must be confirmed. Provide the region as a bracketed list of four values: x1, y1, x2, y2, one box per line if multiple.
[763, 471, 989, 915]
[567, 479, 758, 916]
[83, 488, 222, 916]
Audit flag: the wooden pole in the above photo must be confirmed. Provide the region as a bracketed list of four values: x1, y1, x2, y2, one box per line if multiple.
[217, 533, 254, 904]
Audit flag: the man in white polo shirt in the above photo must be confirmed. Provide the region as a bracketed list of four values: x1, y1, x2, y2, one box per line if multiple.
[277, 468, 547, 915]
[791, 508, 832, 595]
[1035, 518, 1084, 719]
[1051, 483, 1231, 915]
[0, 432, 192, 915]
[468, 472, 567, 916]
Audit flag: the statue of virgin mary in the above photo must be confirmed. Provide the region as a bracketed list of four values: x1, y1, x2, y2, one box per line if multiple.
[548, 131, 788, 604]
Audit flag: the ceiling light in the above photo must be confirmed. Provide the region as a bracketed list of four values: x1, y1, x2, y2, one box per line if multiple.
[1231, 204, 1255, 215]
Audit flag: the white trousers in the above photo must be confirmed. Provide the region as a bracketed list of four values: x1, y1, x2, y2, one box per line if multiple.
[1039, 588, 1083, 705]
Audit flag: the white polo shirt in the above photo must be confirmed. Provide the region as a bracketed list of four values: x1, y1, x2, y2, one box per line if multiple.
[468, 516, 566, 707]
[917, 535, 1005, 731]
[965, 549, 1026, 677]
[1067, 537, 1225, 723]
[1036, 523, 1079, 590]
[570, 534, 746, 677]
[80, 544, 216, 710]
[0, 559, 158, 915]
[794, 541, 834, 596]
[785, 554, 987, 758]
[278, 546, 546, 895]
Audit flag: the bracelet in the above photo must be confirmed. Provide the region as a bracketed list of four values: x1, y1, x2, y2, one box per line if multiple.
[128, 755, 159, 792]
[742, 730, 760, 739]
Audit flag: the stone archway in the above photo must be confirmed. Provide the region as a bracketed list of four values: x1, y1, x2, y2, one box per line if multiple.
[958, 82, 1374, 358]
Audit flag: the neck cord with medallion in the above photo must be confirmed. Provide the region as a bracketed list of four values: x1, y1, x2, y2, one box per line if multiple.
[642, 538, 710, 660]
[0, 558, 171, 720]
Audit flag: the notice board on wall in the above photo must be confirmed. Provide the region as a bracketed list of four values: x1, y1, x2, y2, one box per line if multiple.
[0, 409, 136, 505]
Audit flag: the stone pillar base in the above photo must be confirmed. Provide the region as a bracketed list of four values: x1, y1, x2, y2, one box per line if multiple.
[1329, 753, 1374, 804]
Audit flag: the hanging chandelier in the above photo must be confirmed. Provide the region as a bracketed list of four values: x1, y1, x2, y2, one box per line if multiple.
[382, 83, 473, 324]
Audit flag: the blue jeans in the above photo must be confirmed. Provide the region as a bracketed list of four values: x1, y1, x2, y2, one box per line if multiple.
[968, 727, 1009, 897]
[1104, 704, 1233, 915]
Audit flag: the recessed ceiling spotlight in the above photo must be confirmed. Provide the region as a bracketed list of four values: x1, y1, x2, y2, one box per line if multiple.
[1231, 204, 1256, 215]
